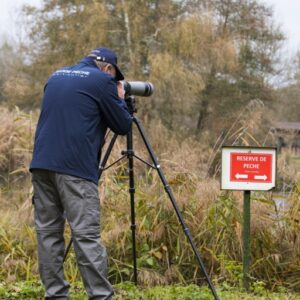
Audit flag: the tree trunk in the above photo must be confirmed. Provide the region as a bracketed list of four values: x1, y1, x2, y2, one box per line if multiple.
[196, 98, 209, 131]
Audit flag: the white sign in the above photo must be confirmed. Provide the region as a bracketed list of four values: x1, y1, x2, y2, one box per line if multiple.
[221, 147, 277, 191]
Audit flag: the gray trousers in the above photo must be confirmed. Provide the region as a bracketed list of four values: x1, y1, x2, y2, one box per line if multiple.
[32, 169, 113, 300]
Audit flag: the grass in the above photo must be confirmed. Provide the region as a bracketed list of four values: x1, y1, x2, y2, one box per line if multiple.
[291, 156, 300, 170]
[1, 281, 300, 300]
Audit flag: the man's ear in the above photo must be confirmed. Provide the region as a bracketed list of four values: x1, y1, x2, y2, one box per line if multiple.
[106, 65, 113, 72]
[102, 64, 110, 73]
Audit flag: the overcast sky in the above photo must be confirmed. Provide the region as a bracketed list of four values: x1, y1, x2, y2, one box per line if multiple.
[0, 0, 41, 43]
[0, 0, 300, 56]
[262, 0, 300, 56]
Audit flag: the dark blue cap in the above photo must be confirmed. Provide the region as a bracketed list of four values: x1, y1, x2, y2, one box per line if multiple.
[89, 47, 124, 80]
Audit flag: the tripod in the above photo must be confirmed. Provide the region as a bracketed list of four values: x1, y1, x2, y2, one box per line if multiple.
[64, 96, 220, 300]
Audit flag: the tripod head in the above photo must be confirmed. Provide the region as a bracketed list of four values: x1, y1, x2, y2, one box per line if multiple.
[125, 95, 137, 115]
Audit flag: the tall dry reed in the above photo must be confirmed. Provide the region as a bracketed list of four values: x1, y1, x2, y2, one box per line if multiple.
[0, 106, 299, 292]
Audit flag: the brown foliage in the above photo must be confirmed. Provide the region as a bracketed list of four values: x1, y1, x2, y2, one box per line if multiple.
[0, 107, 35, 181]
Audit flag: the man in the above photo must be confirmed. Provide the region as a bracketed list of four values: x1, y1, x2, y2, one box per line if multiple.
[30, 47, 132, 300]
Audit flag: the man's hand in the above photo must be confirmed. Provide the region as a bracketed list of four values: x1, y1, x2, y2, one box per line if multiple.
[117, 81, 125, 99]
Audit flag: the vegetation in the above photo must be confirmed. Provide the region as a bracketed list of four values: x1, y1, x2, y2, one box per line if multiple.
[0, 107, 299, 298]
[2, 0, 297, 133]
[1, 281, 300, 299]
[0, 0, 300, 298]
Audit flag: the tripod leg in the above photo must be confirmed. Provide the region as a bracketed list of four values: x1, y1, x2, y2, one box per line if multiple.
[63, 133, 119, 263]
[99, 133, 119, 177]
[132, 117, 220, 300]
[126, 127, 138, 285]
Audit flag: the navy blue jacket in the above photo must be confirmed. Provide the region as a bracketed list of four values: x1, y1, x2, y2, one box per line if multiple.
[30, 57, 132, 184]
